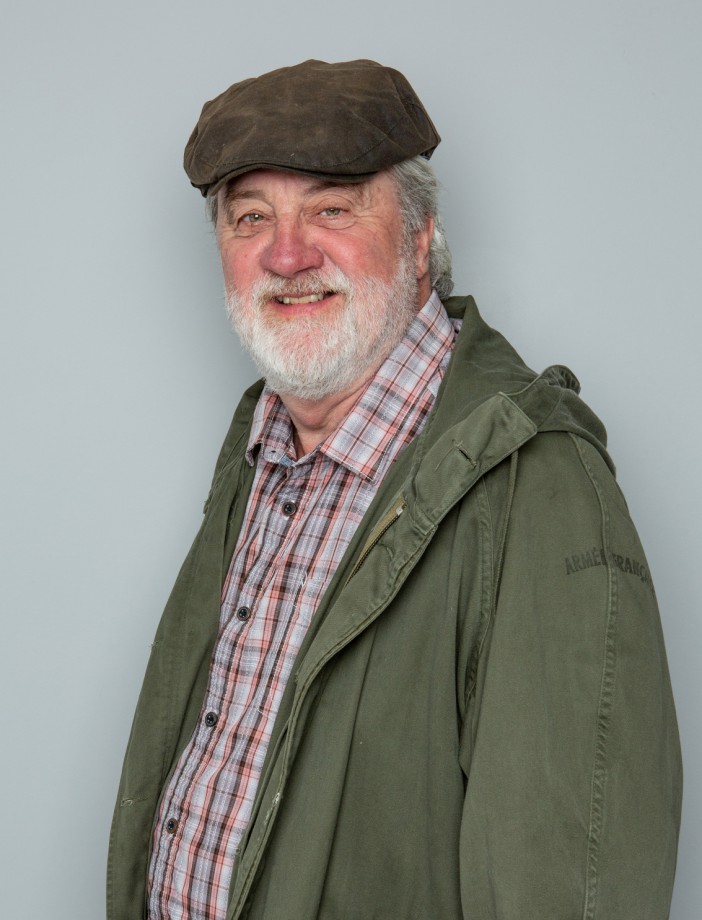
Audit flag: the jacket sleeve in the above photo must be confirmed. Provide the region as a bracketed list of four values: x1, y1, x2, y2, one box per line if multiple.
[458, 432, 682, 920]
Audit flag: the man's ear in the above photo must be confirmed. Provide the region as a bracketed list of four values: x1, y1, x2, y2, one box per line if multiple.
[415, 216, 434, 280]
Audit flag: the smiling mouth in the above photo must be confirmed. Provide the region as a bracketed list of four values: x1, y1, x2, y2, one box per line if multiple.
[274, 292, 335, 305]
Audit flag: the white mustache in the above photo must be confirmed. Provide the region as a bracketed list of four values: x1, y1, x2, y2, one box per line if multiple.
[248, 269, 353, 305]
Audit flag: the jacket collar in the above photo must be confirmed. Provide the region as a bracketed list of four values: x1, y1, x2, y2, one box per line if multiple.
[408, 295, 613, 513]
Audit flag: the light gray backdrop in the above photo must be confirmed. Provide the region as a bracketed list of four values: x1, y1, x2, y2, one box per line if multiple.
[2, 1, 699, 917]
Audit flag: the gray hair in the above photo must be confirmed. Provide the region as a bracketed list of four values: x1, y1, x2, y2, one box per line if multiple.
[207, 155, 454, 300]
[389, 156, 454, 300]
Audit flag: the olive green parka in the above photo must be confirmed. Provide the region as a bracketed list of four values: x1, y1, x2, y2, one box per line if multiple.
[108, 297, 681, 920]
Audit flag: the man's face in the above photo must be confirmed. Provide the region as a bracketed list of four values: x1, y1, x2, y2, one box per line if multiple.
[216, 169, 432, 401]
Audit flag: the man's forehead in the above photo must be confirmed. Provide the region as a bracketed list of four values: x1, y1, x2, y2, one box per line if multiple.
[221, 169, 389, 205]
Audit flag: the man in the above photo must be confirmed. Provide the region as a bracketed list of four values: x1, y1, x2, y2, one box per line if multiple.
[108, 60, 682, 919]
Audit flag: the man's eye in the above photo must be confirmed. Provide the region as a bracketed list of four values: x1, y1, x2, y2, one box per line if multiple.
[320, 207, 343, 217]
[241, 212, 265, 223]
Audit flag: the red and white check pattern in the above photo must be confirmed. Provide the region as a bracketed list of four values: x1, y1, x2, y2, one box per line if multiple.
[147, 292, 459, 919]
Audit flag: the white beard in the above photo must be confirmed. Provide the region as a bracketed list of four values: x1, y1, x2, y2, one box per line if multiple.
[225, 250, 419, 401]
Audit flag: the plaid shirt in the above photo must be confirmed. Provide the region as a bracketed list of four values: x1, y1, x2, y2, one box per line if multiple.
[147, 291, 459, 919]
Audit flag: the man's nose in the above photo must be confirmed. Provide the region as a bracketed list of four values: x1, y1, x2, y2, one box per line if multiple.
[259, 220, 324, 277]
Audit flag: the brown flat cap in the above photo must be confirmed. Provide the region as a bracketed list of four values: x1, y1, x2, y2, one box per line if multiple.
[184, 59, 440, 197]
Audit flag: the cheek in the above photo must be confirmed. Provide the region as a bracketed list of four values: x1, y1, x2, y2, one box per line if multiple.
[219, 243, 263, 293]
[363, 223, 407, 281]
[334, 238, 401, 285]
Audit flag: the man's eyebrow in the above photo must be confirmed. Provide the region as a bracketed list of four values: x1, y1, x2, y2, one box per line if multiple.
[305, 180, 367, 198]
[225, 188, 267, 203]
[309, 180, 364, 193]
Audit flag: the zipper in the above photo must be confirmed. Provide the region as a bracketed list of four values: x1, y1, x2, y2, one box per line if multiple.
[345, 498, 406, 584]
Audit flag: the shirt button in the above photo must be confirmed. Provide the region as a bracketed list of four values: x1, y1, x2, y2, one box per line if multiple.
[282, 500, 297, 516]
[204, 711, 218, 728]
[165, 818, 178, 834]
[237, 606, 252, 622]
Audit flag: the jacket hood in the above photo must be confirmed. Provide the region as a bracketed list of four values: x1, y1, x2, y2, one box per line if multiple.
[437, 296, 613, 473]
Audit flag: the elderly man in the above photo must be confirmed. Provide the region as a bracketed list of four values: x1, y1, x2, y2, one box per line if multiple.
[108, 60, 681, 920]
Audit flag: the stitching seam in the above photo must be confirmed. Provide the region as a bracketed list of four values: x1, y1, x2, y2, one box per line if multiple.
[571, 433, 618, 920]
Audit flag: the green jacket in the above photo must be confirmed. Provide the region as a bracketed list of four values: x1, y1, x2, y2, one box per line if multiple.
[108, 297, 681, 920]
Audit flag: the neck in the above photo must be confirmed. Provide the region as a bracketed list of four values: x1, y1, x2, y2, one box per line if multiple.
[278, 365, 380, 458]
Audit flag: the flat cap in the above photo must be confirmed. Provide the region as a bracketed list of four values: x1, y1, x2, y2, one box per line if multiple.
[184, 59, 440, 197]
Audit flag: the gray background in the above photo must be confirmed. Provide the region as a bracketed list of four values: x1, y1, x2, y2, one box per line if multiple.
[1, 1, 699, 916]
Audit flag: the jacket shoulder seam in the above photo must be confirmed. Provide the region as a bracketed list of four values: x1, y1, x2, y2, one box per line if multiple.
[570, 432, 619, 920]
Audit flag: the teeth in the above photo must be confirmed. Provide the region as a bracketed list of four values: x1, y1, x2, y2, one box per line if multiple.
[276, 292, 328, 305]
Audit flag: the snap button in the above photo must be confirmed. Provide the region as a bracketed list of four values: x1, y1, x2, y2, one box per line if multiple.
[282, 500, 297, 516]
[204, 711, 218, 727]
[165, 818, 178, 834]
[236, 606, 252, 622]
